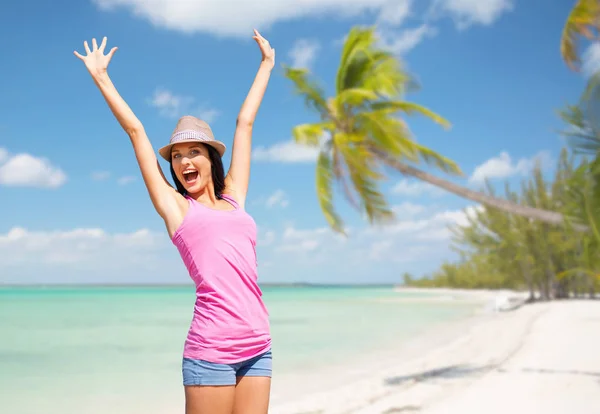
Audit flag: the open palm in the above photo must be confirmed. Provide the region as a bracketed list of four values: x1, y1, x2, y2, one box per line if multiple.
[253, 29, 275, 68]
[74, 37, 118, 76]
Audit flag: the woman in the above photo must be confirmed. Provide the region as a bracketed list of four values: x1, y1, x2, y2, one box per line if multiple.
[74, 31, 275, 414]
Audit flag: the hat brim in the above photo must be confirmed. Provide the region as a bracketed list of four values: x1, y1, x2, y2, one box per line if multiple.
[158, 139, 227, 162]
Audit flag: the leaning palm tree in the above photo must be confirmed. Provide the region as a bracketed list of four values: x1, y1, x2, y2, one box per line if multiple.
[560, 0, 600, 71]
[283, 26, 579, 234]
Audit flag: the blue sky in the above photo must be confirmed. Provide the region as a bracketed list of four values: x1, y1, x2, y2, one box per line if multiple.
[0, 0, 592, 285]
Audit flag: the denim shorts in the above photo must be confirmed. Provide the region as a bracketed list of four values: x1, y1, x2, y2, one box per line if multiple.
[182, 350, 272, 386]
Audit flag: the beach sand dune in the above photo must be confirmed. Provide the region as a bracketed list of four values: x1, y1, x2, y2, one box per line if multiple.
[271, 300, 600, 414]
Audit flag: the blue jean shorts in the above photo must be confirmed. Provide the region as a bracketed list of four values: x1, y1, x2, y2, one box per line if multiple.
[182, 350, 272, 386]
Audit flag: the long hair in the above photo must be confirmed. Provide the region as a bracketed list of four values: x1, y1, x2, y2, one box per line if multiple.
[169, 144, 225, 198]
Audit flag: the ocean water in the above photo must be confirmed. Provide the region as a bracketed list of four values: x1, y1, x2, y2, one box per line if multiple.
[0, 286, 481, 413]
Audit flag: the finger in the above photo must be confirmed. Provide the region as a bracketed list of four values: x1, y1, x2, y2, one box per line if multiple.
[106, 46, 118, 62]
[255, 29, 268, 42]
[92, 38, 98, 51]
[100, 36, 107, 52]
[256, 31, 268, 43]
[84, 41, 91, 54]
[73, 50, 85, 60]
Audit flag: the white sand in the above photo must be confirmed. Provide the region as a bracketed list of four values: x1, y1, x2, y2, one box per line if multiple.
[270, 293, 600, 414]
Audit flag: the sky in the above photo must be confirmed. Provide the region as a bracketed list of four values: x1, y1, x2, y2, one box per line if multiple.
[0, 0, 595, 285]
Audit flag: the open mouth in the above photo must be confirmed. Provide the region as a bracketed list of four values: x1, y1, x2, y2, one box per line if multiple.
[182, 169, 199, 184]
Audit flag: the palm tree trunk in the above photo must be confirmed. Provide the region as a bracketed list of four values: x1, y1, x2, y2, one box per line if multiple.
[374, 151, 589, 232]
[519, 260, 536, 302]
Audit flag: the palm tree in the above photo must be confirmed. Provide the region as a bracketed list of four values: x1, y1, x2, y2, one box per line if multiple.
[283, 26, 582, 234]
[560, 0, 600, 71]
[414, 150, 598, 298]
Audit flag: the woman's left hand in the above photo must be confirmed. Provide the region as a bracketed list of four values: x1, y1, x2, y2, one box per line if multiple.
[253, 29, 275, 69]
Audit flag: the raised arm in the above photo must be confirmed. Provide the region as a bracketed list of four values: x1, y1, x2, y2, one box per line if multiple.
[225, 30, 275, 208]
[74, 37, 182, 222]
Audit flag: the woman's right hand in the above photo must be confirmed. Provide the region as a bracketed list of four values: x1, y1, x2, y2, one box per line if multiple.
[74, 37, 118, 78]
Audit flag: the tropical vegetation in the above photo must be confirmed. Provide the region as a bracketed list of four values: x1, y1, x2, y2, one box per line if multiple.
[402, 147, 599, 300]
[560, 0, 600, 71]
[402, 1, 600, 299]
[283, 26, 581, 235]
[282, 3, 600, 299]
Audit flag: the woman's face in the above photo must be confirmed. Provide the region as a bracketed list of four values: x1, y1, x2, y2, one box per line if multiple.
[170, 142, 212, 194]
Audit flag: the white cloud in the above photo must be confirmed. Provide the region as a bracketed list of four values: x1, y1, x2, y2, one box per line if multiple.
[373, 0, 434, 55]
[582, 42, 600, 77]
[253, 140, 320, 163]
[283, 226, 330, 240]
[93, 0, 391, 37]
[257, 229, 276, 246]
[368, 239, 394, 260]
[379, 24, 437, 55]
[0, 227, 165, 268]
[288, 39, 321, 69]
[149, 88, 219, 123]
[391, 179, 444, 197]
[275, 225, 332, 254]
[363, 204, 483, 241]
[117, 176, 137, 185]
[392, 202, 427, 217]
[265, 190, 289, 208]
[263, 204, 481, 270]
[91, 171, 111, 181]
[0, 149, 67, 189]
[377, 0, 412, 26]
[469, 151, 552, 184]
[278, 239, 321, 253]
[430, 0, 514, 29]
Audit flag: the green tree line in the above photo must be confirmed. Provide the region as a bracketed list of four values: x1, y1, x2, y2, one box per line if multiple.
[402, 1, 600, 299]
[402, 146, 599, 300]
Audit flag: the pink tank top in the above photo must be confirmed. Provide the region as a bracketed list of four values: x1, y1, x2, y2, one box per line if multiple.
[171, 193, 271, 364]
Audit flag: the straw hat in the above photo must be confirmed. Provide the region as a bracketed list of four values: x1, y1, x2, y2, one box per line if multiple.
[158, 115, 226, 161]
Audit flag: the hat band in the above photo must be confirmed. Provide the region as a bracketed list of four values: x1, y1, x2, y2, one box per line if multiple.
[170, 129, 213, 144]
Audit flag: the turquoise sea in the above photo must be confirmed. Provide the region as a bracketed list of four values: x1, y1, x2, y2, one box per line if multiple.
[0, 286, 482, 413]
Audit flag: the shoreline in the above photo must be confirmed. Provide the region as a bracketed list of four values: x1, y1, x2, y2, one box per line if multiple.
[269, 288, 499, 411]
[269, 295, 599, 413]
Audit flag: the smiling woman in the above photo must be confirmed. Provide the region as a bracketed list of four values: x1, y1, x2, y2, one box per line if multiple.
[74, 31, 276, 414]
[160, 118, 226, 201]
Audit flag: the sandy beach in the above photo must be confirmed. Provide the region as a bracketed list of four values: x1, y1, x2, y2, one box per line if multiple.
[270, 291, 600, 413]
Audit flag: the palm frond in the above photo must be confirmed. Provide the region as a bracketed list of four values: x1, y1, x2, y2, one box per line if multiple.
[565, 161, 600, 241]
[336, 27, 408, 97]
[368, 101, 451, 129]
[336, 88, 378, 108]
[360, 52, 409, 98]
[332, 146, 360, 210]
[336, 26, 378, 94]
[316, 151, 345, 234]
[335, 133, 394, 224]
[558, 99, 600, 155]
[292, 122, 333, 147]
[358, 111, 414, 159]
[282, 66, 329, 118]
[560, 0, 600, 70]
[413, 143, 463, 175]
